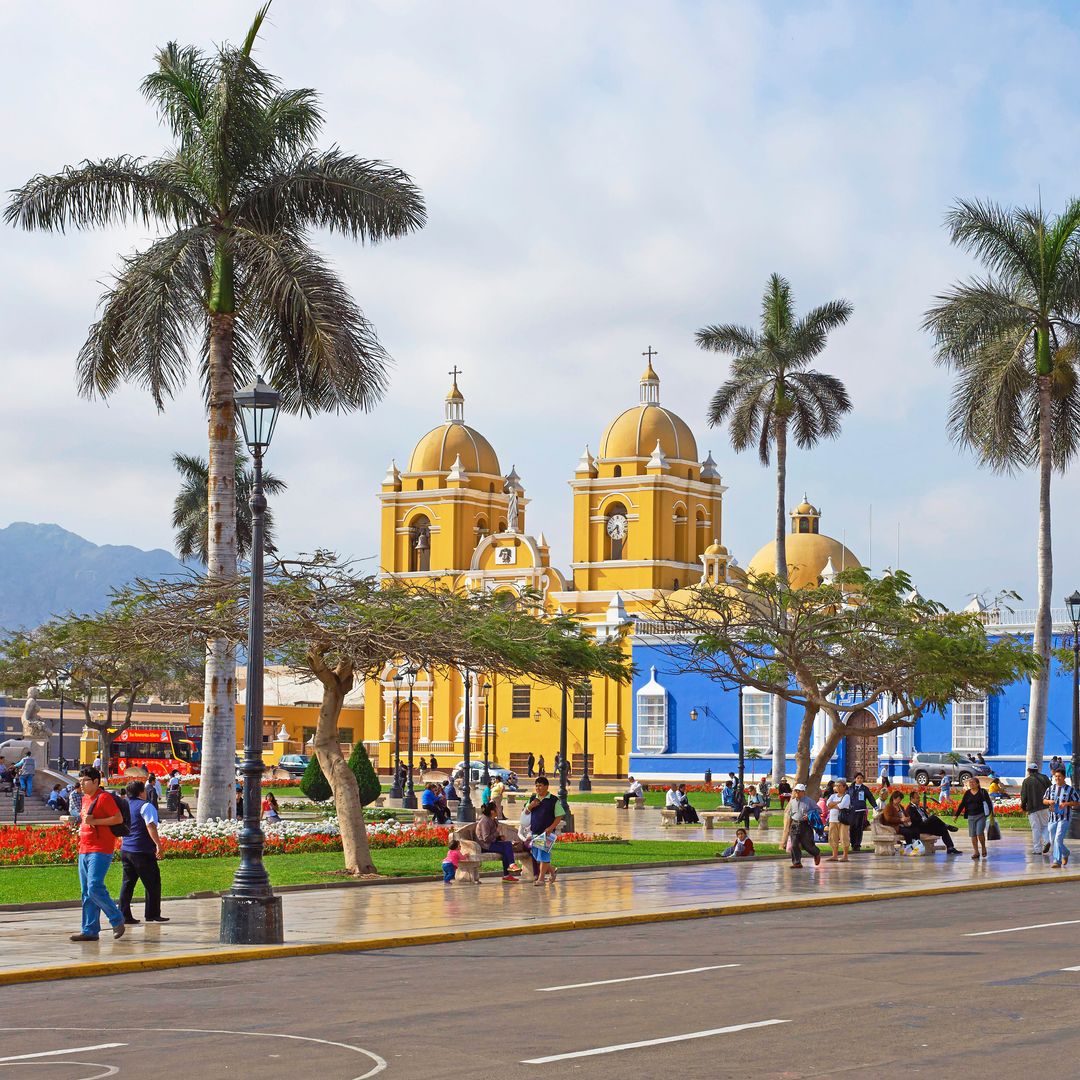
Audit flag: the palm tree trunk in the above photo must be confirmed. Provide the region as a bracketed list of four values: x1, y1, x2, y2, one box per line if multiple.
[196, 312, 239, 822]
[771, 418, 789, 790]
[1026, 375, 1054, 768]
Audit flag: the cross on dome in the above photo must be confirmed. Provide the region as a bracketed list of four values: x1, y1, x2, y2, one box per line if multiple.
[640, 347, 660, 403]
[445, 367, 465, 421]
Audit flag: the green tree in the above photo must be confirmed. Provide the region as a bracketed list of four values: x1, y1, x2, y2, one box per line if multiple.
[5, 6, 425, 821]
[172, 441, 286, 564]
[299, 753, 332, 803]
[696, 274, 852, 786]
[347, 742, 381, 807]
[923, 198, 1080, 766]
[653, 569, 1039, 797]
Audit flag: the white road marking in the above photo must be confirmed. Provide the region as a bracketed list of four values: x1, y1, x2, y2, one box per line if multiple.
[521, 1019, 790, 1063]
[966, 919, 1080, 937]
[536, 963, 739, 991]
[1060, 965, 1080, 972]
[0, 1043, 126, 1062]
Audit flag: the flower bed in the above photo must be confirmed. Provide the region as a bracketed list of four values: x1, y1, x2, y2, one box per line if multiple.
[0, 819, 616, 866]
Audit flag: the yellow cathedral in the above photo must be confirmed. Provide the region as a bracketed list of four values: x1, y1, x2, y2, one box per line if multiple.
[360, 355, 727, 778]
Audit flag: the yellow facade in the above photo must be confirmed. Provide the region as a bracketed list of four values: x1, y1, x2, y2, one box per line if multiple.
[358, 358, 728, 778]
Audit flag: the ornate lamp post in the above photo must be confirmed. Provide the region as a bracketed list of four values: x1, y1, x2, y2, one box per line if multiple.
[480, 680, 491, 787]
[457, 668, 476, 822]
[557, 683, 574, 832]
[577, 681, 593, 791]
[56, 670, 70, 772]
[390, 669, 404, 799]
[220, 376, 283, 946]
[402, 663, 417, 809]
[1067, 591, 1080, 839]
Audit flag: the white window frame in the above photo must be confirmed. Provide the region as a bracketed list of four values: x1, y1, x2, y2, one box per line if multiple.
[952, 696, 988, 753]
[742, 689, 772, 754]
[636, 667, 668, 754]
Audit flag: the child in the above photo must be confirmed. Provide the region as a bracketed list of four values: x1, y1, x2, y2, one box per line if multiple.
[442, 839, 473, 884]
[720, 827, 755, 858]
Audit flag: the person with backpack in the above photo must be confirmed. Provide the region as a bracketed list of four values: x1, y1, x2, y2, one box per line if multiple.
[1021, 762, 1052, 855]
[119, 779, 168, 925]
[69, 766, 126, 941]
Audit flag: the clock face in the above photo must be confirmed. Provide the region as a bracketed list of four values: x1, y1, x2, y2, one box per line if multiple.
[606, 513, 628, 540]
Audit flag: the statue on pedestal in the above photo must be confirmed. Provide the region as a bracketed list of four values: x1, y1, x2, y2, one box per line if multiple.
[21, 687, 51, 739]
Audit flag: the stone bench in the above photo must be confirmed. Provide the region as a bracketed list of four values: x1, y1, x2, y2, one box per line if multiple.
[452, 821, 528, 881]
[870, 820, 941, 855]
[613, 795, 646, 810]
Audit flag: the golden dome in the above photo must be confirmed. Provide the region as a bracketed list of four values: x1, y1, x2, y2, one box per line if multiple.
[747, 532, 861, 590]
[408, 423, 500, 476]
[704, 539, 728, 556]
[599, 356, 699, 463]
[794, 499, 818, 516]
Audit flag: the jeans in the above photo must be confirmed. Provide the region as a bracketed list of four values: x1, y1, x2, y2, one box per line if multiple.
[1049, 818, 1071, 864]
[1028, 810, 1050, 853]
[78, 852, 123, 936]
[442, 861, 456, 882]
[483, 839, 517, 872]
[19, 773, 33, 798]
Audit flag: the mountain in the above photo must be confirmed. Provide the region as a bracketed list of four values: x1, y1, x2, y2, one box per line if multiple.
[0, 522, 187, 631]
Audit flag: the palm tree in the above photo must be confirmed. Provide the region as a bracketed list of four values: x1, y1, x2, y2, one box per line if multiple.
[5, 5, 425, 818]
[923, 198, 1080, 766]
[696, 273, 852, 788]
[173, 442, 286, 565]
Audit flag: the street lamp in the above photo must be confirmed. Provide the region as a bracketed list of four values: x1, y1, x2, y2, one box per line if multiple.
[457, 668, 476, 821]
[56, 670, 71, 772]
[221, 375, 283, 945]
[558, 683, 574, 832]
[390, 669, 404, 799]
[402, 663, 417, 809]
[577, 682, 592, 792]
[480, 680, 491, 788]
[737, 684, 745, 804]
[1067, 590, 1080, 838]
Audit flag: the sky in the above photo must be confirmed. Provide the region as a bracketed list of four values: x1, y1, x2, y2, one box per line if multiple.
[2, 0, 1080, 610]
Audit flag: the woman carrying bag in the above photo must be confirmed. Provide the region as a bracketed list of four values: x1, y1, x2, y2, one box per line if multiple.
[953, 776, 995, 859]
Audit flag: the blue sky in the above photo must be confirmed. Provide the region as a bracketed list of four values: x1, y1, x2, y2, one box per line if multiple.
[3, 0, 1080, 609]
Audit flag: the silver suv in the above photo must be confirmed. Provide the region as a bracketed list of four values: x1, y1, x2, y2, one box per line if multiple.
[909, 752, 992, 785]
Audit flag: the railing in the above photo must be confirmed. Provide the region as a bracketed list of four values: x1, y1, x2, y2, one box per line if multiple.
[974, 608, 1070, 627]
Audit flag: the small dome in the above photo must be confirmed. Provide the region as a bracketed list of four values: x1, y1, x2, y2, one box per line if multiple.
[409, 423, 500, 476]
[794, 500, 818, 516]
[704, 540, 728, 556]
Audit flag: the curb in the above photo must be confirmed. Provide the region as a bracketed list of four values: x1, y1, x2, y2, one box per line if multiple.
[2, 868, 1075, 987]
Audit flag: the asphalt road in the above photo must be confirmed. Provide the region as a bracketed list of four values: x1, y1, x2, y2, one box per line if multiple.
[2, 882, 1079, 1078]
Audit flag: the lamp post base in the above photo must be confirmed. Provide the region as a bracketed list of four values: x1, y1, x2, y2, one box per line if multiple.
[403, 792, 418, 810]
[577, 774, 592, 792]
[456, 797, 476, 822]
[220, 893, 284, 945]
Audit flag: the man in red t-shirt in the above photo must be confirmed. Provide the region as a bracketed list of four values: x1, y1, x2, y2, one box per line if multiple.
[70, 766, 126, 941]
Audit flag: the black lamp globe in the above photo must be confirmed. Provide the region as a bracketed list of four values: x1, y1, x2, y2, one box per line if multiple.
[235, 376, 281, 454]
[1067, 591, 1080, 630]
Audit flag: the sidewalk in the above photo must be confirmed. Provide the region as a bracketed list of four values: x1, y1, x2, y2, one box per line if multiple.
[1, 832, 1072, 985]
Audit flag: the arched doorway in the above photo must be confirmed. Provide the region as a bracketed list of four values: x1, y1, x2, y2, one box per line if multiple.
[396, 700, 421, 744]
[845, 709, 879, 780]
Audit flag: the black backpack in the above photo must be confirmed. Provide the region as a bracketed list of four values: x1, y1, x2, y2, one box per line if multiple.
[91, 792, 131, 838]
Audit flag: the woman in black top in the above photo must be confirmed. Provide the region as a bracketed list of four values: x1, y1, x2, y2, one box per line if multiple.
[953, 777, 994, 859]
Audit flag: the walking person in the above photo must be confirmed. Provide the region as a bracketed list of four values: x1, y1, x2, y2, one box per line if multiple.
[16, 750, 36, 798]
[847, 772, 877, 852]
[826, 780, 851, 861]
[953, 776, 994, 860]
[118, 779, 168, 925]
[523, 776, 563, 882]
[938, 772, 953, 807]
[1021, 762, 1052, 855]
[429, 754, 439, 772]
[786, 783, 821, 868]
[526, 752, 535, 778]
[1044, 767, 1080, 868]
[69, 766, 126, 941]
[537, 754, 546, 778]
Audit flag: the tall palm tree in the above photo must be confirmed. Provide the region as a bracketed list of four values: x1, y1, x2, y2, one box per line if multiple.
[5, 5, 425, 818]
[173, 442, 286, 565]
[697, 273, 852, 787]
[924, 198, 1080, 766]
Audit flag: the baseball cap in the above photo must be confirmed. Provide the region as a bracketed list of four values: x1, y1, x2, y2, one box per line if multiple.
[793, 782, 806, 791]
[1028, 762, 1040, 770]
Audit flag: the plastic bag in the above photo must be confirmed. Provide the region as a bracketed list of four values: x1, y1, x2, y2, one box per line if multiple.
[987, 816, 1001, 841]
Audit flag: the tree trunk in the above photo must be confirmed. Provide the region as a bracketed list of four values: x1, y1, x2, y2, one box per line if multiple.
[197, 311, 239, 822]
[770, 418, 789, 790]
[310, 655, 376, 875]
[792, 699, 815, 795]
[1026, 374, 1054, 768]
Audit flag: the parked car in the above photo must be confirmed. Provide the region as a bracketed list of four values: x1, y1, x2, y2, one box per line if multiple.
[908, 752, 992, 786]
[452, 761, 519, 790]
[276, 754, 311, 778]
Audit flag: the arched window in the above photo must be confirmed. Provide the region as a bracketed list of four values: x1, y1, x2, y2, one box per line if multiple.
[613, 465, 622, 478]
[799, 517, 810, 533]
[673, 504, 687, 565]
[475, 515, 488, 539]
[416, 479, 424, 491]
[605, 502, 627, 560]
[409, 515, 431, 572]
[489, 483, 495, 493]
[498, 520, 507, 533]
[695, 510, 708, 557]
[636, 667, 668, 753]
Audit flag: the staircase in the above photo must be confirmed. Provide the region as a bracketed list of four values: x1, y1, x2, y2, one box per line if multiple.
[0, 765, 76, 826]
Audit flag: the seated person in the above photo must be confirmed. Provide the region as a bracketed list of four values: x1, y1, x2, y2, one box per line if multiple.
[620, 776, 644, 808]
[988, 776, 1009, 800]
[421, 783, 450, 824]
[674, 783, 700, 824]
[735, 785, 766, 825]
[46, 783, 69, 814]
[443, 779, 458, 804]
[0, 757, 13, 788]
[476, 802, 520, 881]
[490, 778, 506, 816]
[720, 827, 755, 858]
[720, 781, 735, 808]
[777, 778, 793, 808]
[903, 794, 962, 854]
[879, 790, 908, 835]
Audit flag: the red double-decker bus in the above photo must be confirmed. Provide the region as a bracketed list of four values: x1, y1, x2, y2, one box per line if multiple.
[110, 727, 198, 779]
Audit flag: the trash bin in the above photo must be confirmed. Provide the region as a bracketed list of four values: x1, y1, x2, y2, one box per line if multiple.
[704, 768, 712, 784]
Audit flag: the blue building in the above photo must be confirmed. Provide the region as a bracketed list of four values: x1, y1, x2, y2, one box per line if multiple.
[627, 607, 1074, 785]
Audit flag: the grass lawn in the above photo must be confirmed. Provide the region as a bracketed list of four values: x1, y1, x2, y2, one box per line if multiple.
[0, 839, 781, 906]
